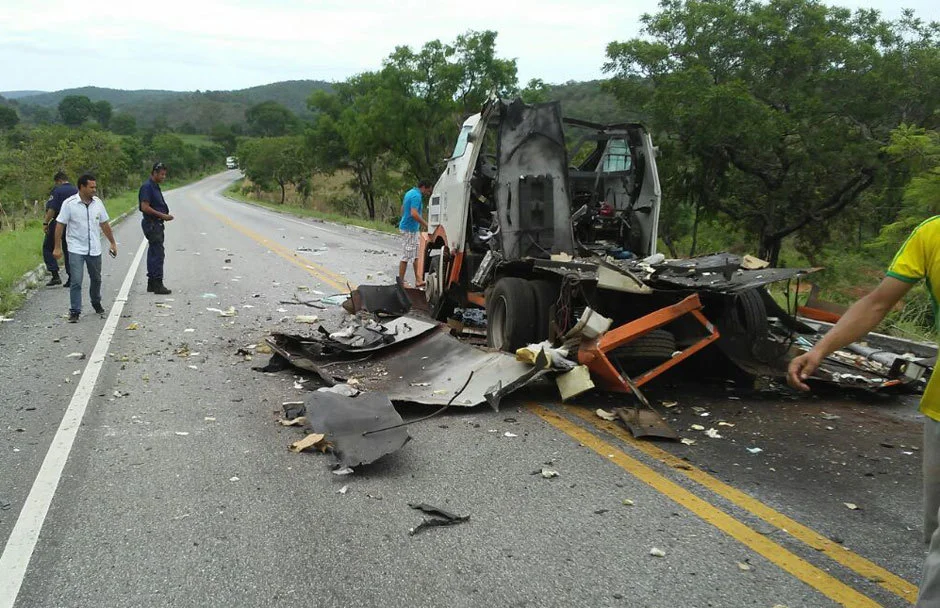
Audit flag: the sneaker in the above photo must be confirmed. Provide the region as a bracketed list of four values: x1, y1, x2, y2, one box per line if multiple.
[93, 304, 105, 315]
[68, 311, 79, 323]
[46, 274, 61, 286]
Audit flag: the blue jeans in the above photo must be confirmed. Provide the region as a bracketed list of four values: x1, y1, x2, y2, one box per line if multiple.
[142, 218, 165, 280]
[67, 253, 102, 314]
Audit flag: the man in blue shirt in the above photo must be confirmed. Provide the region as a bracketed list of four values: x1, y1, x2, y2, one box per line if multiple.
[139, 162, 174, 295]
[398, 180, 432, 287]
[42, 171, 78, 286]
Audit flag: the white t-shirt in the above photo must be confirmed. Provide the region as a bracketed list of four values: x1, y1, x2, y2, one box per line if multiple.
[56, 195, 110, 256]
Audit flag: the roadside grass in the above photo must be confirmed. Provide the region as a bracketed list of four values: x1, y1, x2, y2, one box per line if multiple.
[0, 170, 218, 316]
[225, 180, 399, 235]
[177, 134, 214, 147]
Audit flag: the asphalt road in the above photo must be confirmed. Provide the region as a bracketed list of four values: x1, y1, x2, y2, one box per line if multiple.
[0, 171, 928, 607]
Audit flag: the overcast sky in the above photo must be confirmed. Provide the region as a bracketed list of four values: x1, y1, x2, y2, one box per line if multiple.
[2, 0, 938, 93]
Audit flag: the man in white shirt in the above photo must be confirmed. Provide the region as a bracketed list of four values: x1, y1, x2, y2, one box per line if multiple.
[53, 173, 118, 323]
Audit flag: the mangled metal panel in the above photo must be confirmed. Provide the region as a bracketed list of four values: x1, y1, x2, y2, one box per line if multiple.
[495, 99, 575, 259]
[303, 391, 410, 467]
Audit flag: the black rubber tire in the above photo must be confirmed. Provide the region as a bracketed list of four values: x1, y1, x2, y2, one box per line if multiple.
[611, 328, 676, 374]
[486, 277, 537, 352]
[530, 279, 560, 342]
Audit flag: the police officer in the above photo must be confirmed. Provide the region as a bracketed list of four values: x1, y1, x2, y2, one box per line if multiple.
[42, 171, 78, 286]
[139, 162, 174, 294]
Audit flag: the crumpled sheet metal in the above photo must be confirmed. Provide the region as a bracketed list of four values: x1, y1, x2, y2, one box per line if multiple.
[268, 316, 538, 410]
[344, 279, 413, 317]
[303, 391, 410, 467]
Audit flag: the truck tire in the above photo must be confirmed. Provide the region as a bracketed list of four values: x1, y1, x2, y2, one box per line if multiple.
[611, 328, 676, 374]
[530, 279, 560, 342]
[487, 277, 537, 352]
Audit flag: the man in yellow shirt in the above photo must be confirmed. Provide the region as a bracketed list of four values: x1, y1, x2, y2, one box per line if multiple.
[789, 216, 940, 606]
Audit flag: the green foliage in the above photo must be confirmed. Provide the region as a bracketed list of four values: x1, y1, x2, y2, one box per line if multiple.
[110, 112, 137, 135]
[245, 101, 298, 136]
[92, 100, 112, 128]
[237, 136, 310, 204]
[57, 95, 94, 126]
[604, 0, 940, 265]
[0, 106, 18, 130]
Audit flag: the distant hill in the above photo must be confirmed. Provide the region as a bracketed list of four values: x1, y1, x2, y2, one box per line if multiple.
[8, 80, 334, 131]
[1, 90, 48, 99]
[5, 79, 629, 132]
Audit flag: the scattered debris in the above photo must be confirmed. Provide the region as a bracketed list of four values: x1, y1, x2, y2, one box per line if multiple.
[332, 466, 354, 476]
[229, 476, 239, 482]
[408, 503, 470, 536]
[174, 432, 189, 436]
[623, 499, 635, 506]
[820, 412, 841, 420]
[737, 561, 753, 571]
[691, 424, 705, 431]
[125, 323, 139, 330]
[649, 548, 666, 558]
[596, 409, 617, 421]
[705, 428, 723, 439]
[303, 391, 411, 467]
[295, 315, 319, 324]
[747, 447, 764, 454]
[204, 417, 216, 422]
[540, 468, 560, 478]
[279, 417, 308, 427]
[337, 485, 349, 495]
[66, 352, 85, 360]
[504, 432, 518, 438]
[661, 401, 678, 409]
[844, 502, 860, 510]
[680, 438, 696, 446]
[289, 433, 328, 453]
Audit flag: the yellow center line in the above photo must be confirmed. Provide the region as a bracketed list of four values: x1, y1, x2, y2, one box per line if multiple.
[564, 404, 917, 603]
[199, 204, 352, 292]
[528, 403, 883, 608]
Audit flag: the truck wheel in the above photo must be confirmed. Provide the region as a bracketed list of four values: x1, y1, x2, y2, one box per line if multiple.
[530, 280, 560, 342]
[611, 328, 676, 374]
[487, 277, 537, 352]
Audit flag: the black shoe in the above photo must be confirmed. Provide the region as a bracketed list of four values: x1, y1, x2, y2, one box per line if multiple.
[151, 280, 172, 295]
[46, 274, 61, 286]
[68, 311, 79, 323]
[93, 304, 105, 315]
[62, 279, 71, 288]
[147, 280, 155, 293]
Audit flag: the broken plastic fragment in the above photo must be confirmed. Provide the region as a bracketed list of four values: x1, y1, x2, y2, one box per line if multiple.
[295, 315, 319, 323]
[623, 499, 635, 506]
[844, 502, 860, 510]
[332, 466, 354, 476]
[649, 548, 666, 558]
[337, 485, 348, 495]
[278, 417, 308, 427]
[175, 432, 189, 436]
[540, 468, 560, 478]
[125, 323, 139, 330]
[747, 447, 763, 454]
[705, 428, 722, 439]
[661, 401, 678, 408]
[66, 352, 85, 359]
[229, 476, 239, 482]
[718, 421, 735, 427]
[504, 432, 518, 438]
[737, 561, 753, 571]
[691, 424, 705, 431]
[680, 438, 696, 446]
[596, 409, 617, 421]
[820, 412, 841, 420]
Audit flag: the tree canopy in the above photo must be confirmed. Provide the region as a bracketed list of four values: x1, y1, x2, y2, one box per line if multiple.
[57, 95, 94, 127]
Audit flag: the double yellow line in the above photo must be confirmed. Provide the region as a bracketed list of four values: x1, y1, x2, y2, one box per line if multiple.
[199, 204, 352, 292]
[529, 403, 918, 607]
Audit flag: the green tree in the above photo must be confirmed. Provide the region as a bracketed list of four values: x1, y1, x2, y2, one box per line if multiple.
[111, 113, 137, 135]
[209, 123, 238, 154]
[58, 95, 94, 126]
[237, 136, 309, 204]
[93, 100, 112, 128]
[0, 105, 18, 130]
[245, 101, 298, 137]
[604, 0, 940, 264]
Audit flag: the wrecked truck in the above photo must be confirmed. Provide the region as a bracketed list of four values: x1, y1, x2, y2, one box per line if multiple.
[415, 98, 932, 393]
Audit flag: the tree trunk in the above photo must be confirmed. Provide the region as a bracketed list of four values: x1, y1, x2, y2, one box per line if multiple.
[759, 236, 782, 267]
[688, 198, 702, 257]
[278, 180, 286, 204]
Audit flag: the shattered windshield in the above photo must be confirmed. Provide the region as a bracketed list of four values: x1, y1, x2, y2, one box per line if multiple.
[451, 124, 473, 159]
[602, 138, 631, 172]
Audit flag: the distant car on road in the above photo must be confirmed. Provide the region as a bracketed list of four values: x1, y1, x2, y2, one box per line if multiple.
[226, 156, 238, 169]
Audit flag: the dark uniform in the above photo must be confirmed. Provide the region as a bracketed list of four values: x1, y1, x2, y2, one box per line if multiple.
[139, 178, 169, 287]
[43, 182, 79, 283]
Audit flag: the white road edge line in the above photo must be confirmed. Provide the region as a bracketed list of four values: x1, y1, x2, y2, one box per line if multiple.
[0, 237, 148, 608]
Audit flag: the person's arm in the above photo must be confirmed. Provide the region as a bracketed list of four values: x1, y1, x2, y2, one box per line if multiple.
[100, 222, 117, 255]
[410, 206, 428, 230]
[52, 222, 65, 259]
[140, 200, 174, 221]
[787, 277, 914, 390]
[43, 207, 55, 230]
